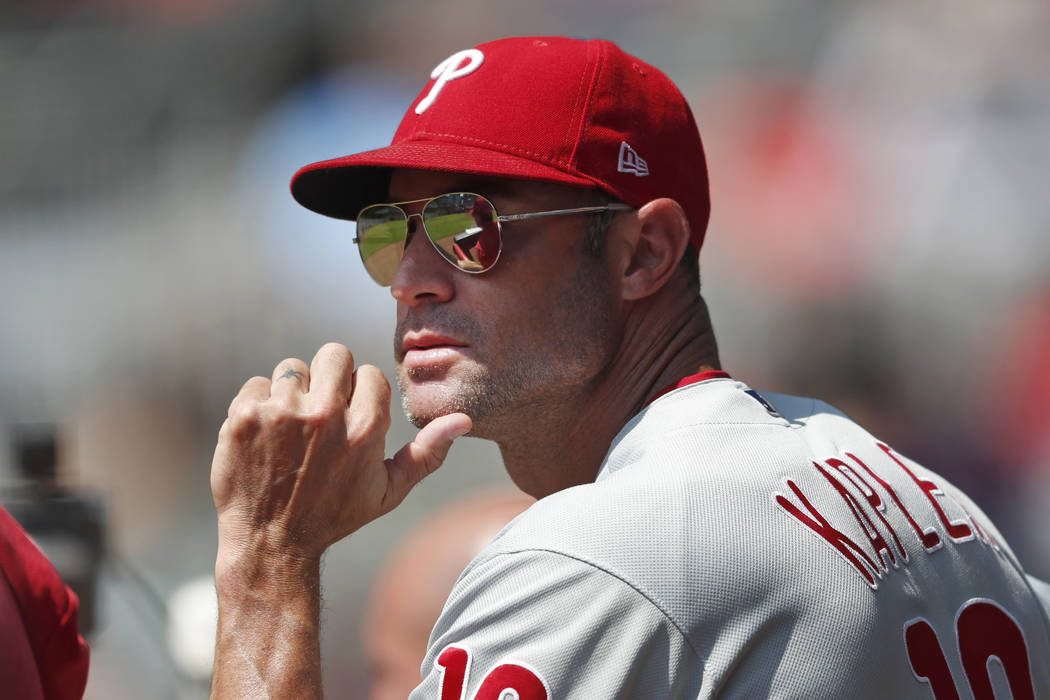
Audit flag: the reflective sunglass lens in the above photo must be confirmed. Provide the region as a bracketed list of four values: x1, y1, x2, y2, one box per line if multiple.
[424, 194, 501, 274]
[357, 205, 408, 286]
[354, 194, 503, 286]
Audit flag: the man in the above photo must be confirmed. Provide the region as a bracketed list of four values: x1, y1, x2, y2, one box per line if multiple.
[210, 36, 1050, 698]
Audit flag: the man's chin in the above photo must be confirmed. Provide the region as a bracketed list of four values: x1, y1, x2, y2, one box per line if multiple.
[404, 410, 442, 429]
[397, 367, 496, 430]
[403, 401, 468, 429]
[400, 384, 467, 428]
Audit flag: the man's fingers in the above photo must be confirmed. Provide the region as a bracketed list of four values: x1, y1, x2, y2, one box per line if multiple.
[385, 413, 472, 506]
[233, 376, 270, 404]
[225, 375, 271, 417]
[270, 357, 310, 398]
[346, 365, 392, 434]
[308, 343, 355, 405]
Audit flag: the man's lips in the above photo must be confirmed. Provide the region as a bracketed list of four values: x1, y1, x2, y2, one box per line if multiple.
[398, 332, 469, 363]
[401, 332, 467, 352]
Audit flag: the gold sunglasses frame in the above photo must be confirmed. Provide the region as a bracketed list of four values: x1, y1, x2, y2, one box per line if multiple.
[352, 192, 633, 284]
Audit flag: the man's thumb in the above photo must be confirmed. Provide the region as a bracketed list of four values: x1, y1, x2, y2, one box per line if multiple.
[385, 413, 472, 500]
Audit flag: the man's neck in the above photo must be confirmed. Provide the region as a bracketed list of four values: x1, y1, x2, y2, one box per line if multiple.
[496, 295, 720, 499]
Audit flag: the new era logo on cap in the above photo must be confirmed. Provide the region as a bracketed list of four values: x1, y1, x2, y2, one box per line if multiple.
[617, 142, 649, 177]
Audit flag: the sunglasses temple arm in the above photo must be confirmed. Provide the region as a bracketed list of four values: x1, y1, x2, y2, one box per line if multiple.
[498, 203, 633, 223]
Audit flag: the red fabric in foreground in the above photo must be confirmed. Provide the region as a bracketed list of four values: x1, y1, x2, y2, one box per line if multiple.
[0, 506, 90, 700]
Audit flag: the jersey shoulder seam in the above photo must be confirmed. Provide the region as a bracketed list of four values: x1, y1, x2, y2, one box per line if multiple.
[483, 546, 702, 658]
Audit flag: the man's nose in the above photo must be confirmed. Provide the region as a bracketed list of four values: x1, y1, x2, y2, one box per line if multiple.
[389, 216, 456, 305]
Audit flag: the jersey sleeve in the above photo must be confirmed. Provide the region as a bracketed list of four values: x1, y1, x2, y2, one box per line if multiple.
[0, 507, 90, 700]
[408, 548, 699, 699]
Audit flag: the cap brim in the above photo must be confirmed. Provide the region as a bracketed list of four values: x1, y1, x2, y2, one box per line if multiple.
[290, 140, 602, 221]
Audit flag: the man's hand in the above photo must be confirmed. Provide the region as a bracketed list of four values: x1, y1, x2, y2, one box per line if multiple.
[212, 342, 471, 566]
[208, 342, 470, 698]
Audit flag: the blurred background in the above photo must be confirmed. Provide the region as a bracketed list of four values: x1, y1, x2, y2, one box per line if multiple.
[1, 0, 1048, 697]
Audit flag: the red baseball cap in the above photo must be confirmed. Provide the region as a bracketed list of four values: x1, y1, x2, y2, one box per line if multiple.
[291, 36, 711, 251]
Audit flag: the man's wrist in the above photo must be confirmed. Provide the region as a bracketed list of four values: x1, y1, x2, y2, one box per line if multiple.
[215, 516, 323, 598]
[211, 537, 324, 699]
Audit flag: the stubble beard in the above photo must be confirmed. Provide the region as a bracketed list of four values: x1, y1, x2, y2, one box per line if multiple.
[400, 365, 484, 428]
[397, 355, 541, 434]
[394, 311, 529, 432]
[396, 254, 616, 435]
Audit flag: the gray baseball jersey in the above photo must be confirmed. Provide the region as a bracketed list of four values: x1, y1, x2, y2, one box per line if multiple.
[409, 373, 1050, 699]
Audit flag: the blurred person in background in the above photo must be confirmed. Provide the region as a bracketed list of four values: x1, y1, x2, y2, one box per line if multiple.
[209, 36, 1050, 698]
[0, 506, 89, 700]
[364, 488, 532, 700]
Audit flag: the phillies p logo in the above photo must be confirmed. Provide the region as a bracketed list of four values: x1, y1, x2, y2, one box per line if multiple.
[415, 48, 485, 115]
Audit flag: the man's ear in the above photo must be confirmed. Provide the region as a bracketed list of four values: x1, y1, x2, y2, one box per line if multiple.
[619, 198, 692, 301]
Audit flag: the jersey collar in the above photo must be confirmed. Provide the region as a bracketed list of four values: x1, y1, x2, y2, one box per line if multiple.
[645, 370, 732, 407]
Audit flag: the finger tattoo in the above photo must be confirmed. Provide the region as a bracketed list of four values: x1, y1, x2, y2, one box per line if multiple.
[277, 368, 305, 383]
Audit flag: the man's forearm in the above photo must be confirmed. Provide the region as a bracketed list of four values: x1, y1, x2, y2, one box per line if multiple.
[211, 551, 323, 699]
[207, 345, 470, 698]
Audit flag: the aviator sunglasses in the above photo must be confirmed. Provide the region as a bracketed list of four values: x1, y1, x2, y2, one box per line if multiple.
[353, 192, 633, 286]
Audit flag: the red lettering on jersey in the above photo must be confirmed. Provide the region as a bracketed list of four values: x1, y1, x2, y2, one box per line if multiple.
[435, 645, 550, 700]
[841, 453, 909, 562]
[957, 601, 1036, 700]
[849, 450, 941, 552]
[878, 443, 973, 543]
[904, 619, 962, 700]
[437, 646, 470, 700]
[960, 504, 990, 547]
[814, 461, 893, 576]
[904, 600, 1037, 700]
[824, 458, 905, 569]
[948, 498, 1001, 553]
[775, 474, 879, 587]
[475, 664, 550, 700]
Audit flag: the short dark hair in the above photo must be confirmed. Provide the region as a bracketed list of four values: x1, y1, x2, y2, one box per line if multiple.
[585, 190, 701, 294]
